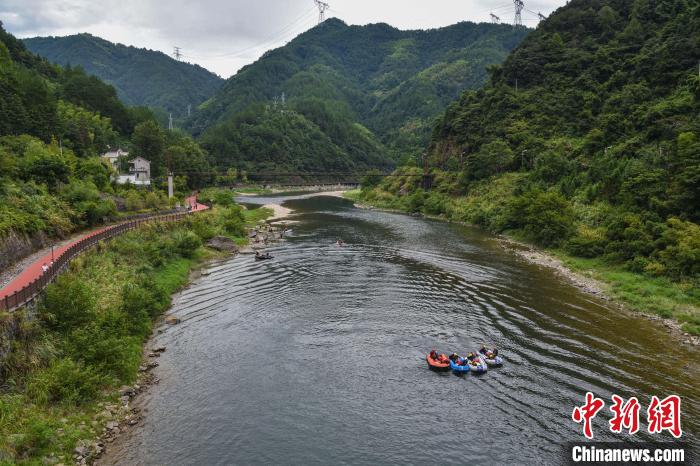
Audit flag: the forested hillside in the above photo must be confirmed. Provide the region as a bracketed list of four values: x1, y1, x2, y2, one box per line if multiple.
[0, 22, 213, 268]
[191, 18, 529, 170]
[23, 33, 223, 119]
[359, 0, 700, 330]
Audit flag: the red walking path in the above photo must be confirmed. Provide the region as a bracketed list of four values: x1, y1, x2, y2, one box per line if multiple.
[0, 195, 208, 304]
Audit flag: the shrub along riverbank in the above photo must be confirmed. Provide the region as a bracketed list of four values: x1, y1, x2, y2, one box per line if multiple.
[347, 176, 700, 337]
[0, 190, 269, 464]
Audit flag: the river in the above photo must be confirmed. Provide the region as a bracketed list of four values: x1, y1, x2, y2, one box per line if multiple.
[103, 193, 699, 465]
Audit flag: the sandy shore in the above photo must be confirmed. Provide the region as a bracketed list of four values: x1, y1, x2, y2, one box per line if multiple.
[262, 203, 293, 220]
[257, 191, 348, 221]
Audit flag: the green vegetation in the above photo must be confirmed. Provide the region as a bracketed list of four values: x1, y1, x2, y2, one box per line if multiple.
[191, 19, 529, 170]
[23, 33, 223, 120]
[0, 222, 206, 463]
[358, 0, 700, 332]
[0, 23, 217, 269]
[0, 191, 269, 463]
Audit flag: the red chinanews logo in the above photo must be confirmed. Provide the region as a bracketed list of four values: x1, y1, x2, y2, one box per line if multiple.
[572, 392, 682, 439]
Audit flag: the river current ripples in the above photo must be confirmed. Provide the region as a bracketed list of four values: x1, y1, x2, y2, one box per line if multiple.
[102, 194, 699, 466]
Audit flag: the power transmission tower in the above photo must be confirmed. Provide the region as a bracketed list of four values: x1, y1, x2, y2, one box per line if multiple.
[490, 13, 501, 24]
[173, 46, 182, 60]
[513, 0, 524, 26]
[538, 12, 546, 22]
[168, 113, 173, 131]
[314, 0, 330, 24]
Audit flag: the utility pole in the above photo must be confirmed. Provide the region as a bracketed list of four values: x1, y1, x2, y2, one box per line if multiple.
[314, 0, 330, 24]
[173, 46, 182, 61]
[167, 172, 174, 199]
[514, 0, 524, 26]
[490, 13, 501, 24]
[168, 113, 173, 131]
[187, 104, 191, 117]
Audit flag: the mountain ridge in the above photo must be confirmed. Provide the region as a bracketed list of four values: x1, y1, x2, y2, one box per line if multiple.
[190, 17, 530, 170]
[23, 33, 224, 119]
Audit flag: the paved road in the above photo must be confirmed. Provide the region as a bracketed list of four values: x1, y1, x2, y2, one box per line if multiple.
[0, 195, 208, 301]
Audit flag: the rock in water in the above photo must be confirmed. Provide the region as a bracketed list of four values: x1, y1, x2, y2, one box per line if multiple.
[206, 236, 239, 253]
[165, 315, 181, 325]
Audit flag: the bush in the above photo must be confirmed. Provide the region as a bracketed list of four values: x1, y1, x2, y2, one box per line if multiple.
[26, 358, 103, 405]
[565, 226, 607, 258]
[655, 218, 700, 279]
[173, 230, 202, 258]
[507, 189, 575, 247]
[188, 214, 217, 240]
[120, 282, 153, 338]
[406, 190, 426, 213]
[124, 191, 144, 211]
[423, 192, 449, 216]
[11, 417, 53, 458]
[41, 276, 96, 333]
[144, 191, 165, 210]
[219, 206, 246, 237]
[67, 322, 141, 382]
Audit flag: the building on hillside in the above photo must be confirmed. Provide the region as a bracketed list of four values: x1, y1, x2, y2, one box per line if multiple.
[101, 148, 129, 171]
[116, 156, 151, 186]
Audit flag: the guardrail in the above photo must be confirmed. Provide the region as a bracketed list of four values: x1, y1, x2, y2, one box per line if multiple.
[0, 211, 194, 313]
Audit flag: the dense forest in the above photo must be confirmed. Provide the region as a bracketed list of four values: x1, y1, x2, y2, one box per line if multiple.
[360, 0, 699, 330]
[191, 18, 529, 170]
[23, 33, 223, 120]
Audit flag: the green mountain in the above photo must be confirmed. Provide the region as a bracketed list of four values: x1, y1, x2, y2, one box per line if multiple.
[23, 33, 224, 119]
[191, 18, 529, 172]
[367, 0, 699, 284]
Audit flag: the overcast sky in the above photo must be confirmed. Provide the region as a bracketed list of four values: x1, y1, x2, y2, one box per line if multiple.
[1, 0, 566, 78]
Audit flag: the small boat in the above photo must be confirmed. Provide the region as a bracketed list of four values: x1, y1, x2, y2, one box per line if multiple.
[449, 357, 471, 374]
[254, 253, 273, 261]
[478, 346, 503, 367]
[466, 353, 488, 373]
[426, 352, 450, 371]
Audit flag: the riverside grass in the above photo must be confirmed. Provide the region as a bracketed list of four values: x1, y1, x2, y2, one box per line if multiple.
[0, 195, 268, 464]
[347, 187, 700, 336]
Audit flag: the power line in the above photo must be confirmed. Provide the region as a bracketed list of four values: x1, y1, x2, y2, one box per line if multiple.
[181, 7, 317, 60]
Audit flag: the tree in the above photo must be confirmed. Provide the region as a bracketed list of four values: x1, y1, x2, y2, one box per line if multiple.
[131, 120, 165, 177]
[465, 139, 514, 181]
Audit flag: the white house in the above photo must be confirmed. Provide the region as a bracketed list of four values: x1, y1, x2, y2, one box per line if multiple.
[115, 156, 151, 186]
[101, 148, 129, 171]
[128, 157, 151, 181]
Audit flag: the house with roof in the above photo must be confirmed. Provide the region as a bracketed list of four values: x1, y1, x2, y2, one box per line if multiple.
[101, 148, 129, 171]
[116, 156, 151, 186]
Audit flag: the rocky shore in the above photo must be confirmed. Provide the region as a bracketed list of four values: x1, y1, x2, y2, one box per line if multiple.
[500, 237, 699, 348]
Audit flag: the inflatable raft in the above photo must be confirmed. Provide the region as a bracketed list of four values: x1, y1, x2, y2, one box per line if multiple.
[449, 357, 471, 374]
[479, 347, 503, 367]
[467, 353, 488, 373]
[426, 353, 450, 371]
